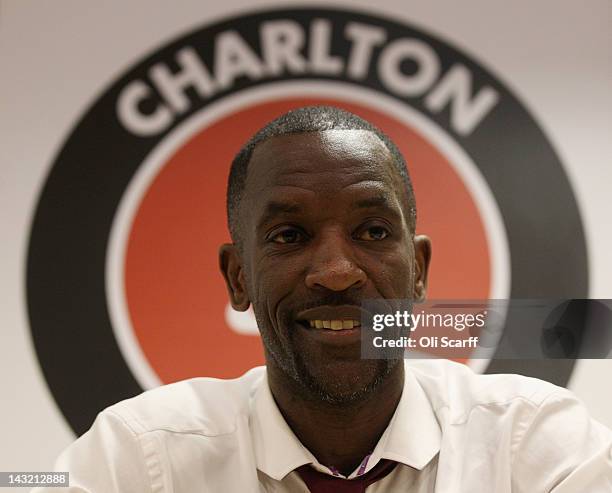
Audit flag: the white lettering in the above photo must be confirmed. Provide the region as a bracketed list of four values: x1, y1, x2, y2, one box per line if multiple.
[261, 20, 306, 75]
[378, 39, 440, 96]
[149, 47, 216, 114]
[425, 64, 499, 136]
[345, 22, 387, 79]
[117, 18, 498, 138]
[372, 313, 385, 331]
[116, 81, 173, 136]
[215, 30, 265, 89]
[309, 19, 343, 75]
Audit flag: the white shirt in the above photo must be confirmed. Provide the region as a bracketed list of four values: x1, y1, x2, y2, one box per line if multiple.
[34, 360, 612, 492]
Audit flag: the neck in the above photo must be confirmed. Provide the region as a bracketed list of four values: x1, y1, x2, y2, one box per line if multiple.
[267, 361, 404, 476]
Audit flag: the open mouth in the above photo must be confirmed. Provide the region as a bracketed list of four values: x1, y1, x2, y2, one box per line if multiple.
[297, 319, 362, 330]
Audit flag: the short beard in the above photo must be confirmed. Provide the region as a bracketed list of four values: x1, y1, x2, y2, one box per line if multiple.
[293, 355, 401, 406]
[253, 298, 403, 406]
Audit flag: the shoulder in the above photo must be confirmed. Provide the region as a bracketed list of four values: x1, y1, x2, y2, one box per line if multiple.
[103, 365, 266, 437]
[406, 359, 573, 422]
[45, 368, 267, 492]
[407, 361, 612, 490]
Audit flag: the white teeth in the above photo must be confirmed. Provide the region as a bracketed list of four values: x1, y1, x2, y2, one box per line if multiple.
[307, 320, 361, 330]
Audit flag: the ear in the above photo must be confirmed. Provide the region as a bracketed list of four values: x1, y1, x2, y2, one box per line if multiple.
[413, 235, 432, 302]
[219, 243, 251, 311]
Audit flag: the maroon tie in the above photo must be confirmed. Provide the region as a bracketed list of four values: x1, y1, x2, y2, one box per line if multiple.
[296, 459, 398, 493]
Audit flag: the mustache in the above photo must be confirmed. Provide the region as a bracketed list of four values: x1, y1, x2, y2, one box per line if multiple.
[288, 292, 366, 316]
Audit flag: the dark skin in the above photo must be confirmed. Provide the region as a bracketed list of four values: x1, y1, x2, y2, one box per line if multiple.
[220, 130, 431, 475]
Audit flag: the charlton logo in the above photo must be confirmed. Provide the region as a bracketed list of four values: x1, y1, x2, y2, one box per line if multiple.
[116, 17, 498, 138]
[27, 8, 587, 435]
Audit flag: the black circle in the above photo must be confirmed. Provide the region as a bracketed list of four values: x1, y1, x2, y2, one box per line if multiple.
[26, 8, 587, 435]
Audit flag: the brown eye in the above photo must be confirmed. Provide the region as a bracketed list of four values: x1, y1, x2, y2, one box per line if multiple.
[357, 225, 390, 241]
[270, 228, 305, 244]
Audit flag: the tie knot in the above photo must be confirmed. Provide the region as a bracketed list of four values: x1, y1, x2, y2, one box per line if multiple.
[296, 459, 398, 493]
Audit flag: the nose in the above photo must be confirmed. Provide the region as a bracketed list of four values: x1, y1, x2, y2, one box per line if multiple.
[305, 230, 367, 292]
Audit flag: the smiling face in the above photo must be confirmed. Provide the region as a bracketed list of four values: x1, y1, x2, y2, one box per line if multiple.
[220, 129, 430, 404]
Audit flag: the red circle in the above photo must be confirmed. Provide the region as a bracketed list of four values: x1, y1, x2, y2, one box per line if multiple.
[125, 98, 491, 383]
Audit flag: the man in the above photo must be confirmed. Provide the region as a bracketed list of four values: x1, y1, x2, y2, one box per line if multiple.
[36, 106, 611, 492]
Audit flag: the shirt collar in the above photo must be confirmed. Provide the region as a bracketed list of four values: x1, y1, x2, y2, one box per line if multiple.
[251, 374, 317, 480]
[366, 365, 442, 472]
[251, 362, 441, 481]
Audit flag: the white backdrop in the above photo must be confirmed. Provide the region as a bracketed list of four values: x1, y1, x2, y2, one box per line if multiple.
[1, 0, 611, 474]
